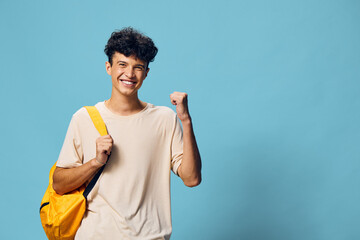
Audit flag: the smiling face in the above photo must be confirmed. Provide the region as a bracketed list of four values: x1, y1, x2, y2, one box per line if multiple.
[106, 52, 149, 99]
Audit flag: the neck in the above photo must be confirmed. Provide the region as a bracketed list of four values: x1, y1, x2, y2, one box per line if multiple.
[105, 92, 146, 116]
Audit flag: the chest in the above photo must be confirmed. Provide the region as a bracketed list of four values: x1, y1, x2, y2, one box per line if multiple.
[80, 117, 173, 165]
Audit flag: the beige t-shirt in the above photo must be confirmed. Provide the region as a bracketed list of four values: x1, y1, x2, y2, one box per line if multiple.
[56, 101, 183, 240]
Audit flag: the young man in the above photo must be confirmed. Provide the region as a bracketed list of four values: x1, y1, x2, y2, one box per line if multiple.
[52, 27, 202, 239]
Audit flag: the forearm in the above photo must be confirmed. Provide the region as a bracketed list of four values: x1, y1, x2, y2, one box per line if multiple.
[178, 118, 202, 187]
[52, 158, 103, 195]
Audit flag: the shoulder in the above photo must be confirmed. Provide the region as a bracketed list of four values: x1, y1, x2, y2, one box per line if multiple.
[69, 106, 94, 126]
[72, 107, 89, 119]
[145, 104, 179, 130]
[147, 104, 177, 120]
[72, 101, 106, 119]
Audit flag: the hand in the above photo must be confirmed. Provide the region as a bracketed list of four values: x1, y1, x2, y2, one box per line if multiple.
[170, 92, 191, 122]
[95, 134, 113, 165]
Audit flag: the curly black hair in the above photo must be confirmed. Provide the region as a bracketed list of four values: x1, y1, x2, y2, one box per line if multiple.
[104, 27, 158, 68]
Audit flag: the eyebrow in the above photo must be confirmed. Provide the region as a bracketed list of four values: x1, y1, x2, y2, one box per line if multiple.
[135, 64, 146, 69]
[117, 61, 146, 69]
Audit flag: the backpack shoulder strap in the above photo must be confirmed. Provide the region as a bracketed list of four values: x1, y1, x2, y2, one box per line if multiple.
[83, 106, 108, 199]
[84, 106, 108, 136]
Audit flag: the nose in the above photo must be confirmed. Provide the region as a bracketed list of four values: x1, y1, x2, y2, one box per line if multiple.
[124, 67, 135, 78]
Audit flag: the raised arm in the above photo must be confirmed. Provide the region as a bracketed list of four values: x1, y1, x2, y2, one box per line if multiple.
[170, 92, 202, 187]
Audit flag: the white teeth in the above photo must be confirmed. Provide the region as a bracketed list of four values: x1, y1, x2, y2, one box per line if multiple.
[122, 80, 135, 85]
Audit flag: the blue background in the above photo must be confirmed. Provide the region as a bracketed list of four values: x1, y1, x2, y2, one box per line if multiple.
[1, 0, 359, 239]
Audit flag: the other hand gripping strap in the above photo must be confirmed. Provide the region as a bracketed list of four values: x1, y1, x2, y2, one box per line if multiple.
[83, 106, 108, 199]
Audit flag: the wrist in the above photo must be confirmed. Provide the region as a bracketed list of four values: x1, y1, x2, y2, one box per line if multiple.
[91, 158, 105, 168]
[180, 116, 192, 125]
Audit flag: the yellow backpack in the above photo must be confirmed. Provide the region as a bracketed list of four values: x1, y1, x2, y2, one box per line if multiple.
[40, 106, 107, 240]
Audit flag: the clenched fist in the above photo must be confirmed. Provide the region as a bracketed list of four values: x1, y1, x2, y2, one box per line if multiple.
[95, 134, 113, 165]
[170, 92, 191, 122]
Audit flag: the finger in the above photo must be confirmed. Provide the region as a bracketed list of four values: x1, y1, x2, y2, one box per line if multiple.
[171, 92, 187, 101]
[98, 146, 110, 154]
[98, 136, 113, 144]
[101, 134, 112, 138]
[102, 135, 113, 140]
[100, 139, 113, 144]
[106, 145, 112, 155]
[97, 136, 109, 143]
[170, 92, 181, 100]
[99, 143, 112, 149]
[170, 95, 181, 104]
[100, 147, 112, 156]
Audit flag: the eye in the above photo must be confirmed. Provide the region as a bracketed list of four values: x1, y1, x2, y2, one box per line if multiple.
[135, 66, 144, 71]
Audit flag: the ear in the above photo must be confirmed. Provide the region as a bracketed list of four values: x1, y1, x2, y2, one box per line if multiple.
[144, 67, 150, 79]
[105, 61, 112, 75]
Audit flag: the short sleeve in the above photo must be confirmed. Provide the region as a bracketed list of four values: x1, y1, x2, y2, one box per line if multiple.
[171, 116, 183, 176]
[56, 115, 83, 168]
